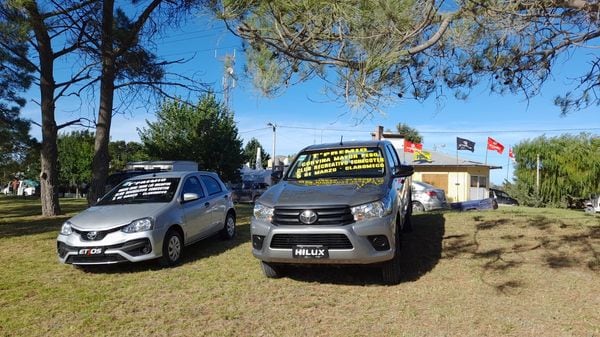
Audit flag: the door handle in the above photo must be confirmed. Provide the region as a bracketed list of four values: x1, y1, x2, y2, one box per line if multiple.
[223, 194, 229, 199]
[204, 202, 210, 207]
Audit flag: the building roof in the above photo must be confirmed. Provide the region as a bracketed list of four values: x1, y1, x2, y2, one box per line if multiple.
[400, 149, 502, 169]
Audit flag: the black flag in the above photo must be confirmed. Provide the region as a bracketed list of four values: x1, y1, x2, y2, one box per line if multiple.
[457, 137, 475, 152]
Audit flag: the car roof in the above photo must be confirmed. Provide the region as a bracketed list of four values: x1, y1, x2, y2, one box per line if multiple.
[299, 140, 389, 152]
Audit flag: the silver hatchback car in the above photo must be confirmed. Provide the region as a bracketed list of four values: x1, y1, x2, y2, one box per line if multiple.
[57, 171, 236, 266]
[411, 181, 449, 212]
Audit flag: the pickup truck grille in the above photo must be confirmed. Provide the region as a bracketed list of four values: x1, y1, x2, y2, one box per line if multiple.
[272, 206, 354, 226]
[270, 234, 353, 249]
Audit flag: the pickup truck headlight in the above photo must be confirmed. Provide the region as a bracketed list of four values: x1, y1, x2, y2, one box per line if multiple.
[122, 218, 153, 233]
[60, 221, 73, 235]
[351, 197, 393, 221]
[253, 203, 274, 222]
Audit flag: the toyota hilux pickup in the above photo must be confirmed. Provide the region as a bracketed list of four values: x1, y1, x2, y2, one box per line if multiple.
[251, 140, 414, 284]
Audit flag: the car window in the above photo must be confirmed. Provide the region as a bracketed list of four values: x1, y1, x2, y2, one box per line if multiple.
[182, 176, 205, 198]
[385, 144, 400, 168]
[97, 177, 180, 205]
[286, 147, 386, 180]
[201, 175, 223, 195]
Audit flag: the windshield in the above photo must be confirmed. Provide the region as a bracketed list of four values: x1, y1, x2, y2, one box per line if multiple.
[286, 147, 386, 180]
[97, 177, 180, 205]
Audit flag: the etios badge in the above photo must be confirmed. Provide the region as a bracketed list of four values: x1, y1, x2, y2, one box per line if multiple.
[299, 210, 318, 225]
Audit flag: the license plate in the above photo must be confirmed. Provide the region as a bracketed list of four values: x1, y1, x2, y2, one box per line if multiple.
[78, 248, 103, 256]
[292, 245, 329, 259]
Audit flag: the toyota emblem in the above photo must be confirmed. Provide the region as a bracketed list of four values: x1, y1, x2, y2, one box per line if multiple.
[299, 210, 318, 225]
[86, 231, 98, 240]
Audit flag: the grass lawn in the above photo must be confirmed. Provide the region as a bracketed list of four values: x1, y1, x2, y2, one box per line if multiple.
[0, 196, 598, 337]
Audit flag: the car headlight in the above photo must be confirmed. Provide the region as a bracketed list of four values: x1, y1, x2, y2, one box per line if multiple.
[253, 203, 274, 222]
[122, 218, 153, 233]
[351, 197, 393, 221]
[60, 221, 73, 235]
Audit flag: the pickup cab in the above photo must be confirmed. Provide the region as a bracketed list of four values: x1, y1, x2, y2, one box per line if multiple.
[251, 140, 414, 284]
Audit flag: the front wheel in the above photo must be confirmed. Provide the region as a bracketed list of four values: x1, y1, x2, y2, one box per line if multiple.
[381, 226, 402, 285]
[220, 212, 236, 240]
[260, 261, 283, 278]
[412, 201, 425, 213]
[159, 230, 183, 267]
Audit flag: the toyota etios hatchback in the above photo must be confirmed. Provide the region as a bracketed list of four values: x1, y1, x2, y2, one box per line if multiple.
[57, 171, 236, 266]
[251, 140, 414, 284]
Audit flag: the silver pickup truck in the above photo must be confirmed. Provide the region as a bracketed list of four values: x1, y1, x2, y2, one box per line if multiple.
[251, 140, 414, 284]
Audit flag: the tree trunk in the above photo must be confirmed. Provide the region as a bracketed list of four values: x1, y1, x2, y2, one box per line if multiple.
[88, 0, 115, 205]
[27, 2, 61, 216]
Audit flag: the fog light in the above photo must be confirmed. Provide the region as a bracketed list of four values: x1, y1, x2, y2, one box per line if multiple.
[368, 235, 390, 251]
[252, 235, 265, 250]
[142, 245, 151, 254]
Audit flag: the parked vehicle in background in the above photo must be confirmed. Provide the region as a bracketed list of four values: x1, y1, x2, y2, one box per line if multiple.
[489, 188, 519, 206]
[584, 194, 600, 214]
[2, 180, 39, 196]
[451, 198, 498, 211]
[57, 171, 236, 266]
[251, 140, 414, 285]
[104, 161, 198, 194]
[411, 181, 449, 212]
[231, 181, 269, 203]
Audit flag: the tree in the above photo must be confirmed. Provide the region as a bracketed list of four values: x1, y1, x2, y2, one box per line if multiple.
[217, 1, 600, 115]
[512, 133, 600, 207]
[395, 123, 422, 144]
[0, 1, 97, 215]
[57, 131, 95, 197]
[139, 94, 245, 182]
[85, 0, 206, 205]
[243, 138, 271, 169]
[108, 141, 149, 172]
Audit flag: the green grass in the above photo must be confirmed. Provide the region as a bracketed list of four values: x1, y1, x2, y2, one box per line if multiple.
[0, 197, 598, 336]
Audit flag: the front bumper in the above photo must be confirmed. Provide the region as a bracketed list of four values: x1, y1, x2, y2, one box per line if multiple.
[251, 214, 397, 265]
[57, 227, 166, 265]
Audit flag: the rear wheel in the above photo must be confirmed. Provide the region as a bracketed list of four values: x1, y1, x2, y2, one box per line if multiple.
[412, 201, 425, 213]
[261, 261, 283, 278]
[159, 230, 183, 267]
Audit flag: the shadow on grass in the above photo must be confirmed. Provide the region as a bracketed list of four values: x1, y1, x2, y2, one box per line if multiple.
[281, 213, 445, 286]
[0, 216, 69, 238]
[76, 223, 251, 274]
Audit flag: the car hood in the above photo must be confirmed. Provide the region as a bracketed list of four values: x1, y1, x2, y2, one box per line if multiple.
[258, 177, 388, 207]
[68, 203, 170, 230]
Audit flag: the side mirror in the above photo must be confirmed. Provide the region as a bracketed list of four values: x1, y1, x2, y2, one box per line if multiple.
[394, 165, 414, 177]
[182, 192, 200, 202]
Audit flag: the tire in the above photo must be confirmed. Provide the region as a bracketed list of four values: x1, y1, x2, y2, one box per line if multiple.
[403, 192, 414, 233]
[159, 229, 183, 267]
[260, 261, 282, 278]
[381, 226, 402, 285]
[412, 201, 425, 213]
[492, 199, 499, 210]
[220, 212, 236, 240]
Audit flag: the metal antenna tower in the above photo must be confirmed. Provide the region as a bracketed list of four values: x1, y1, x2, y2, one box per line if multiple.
[218, 49, 236, 112]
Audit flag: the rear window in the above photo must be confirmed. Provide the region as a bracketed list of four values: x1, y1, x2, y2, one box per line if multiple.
[286, 147, 385, 180]
[97, 177, 180, 205]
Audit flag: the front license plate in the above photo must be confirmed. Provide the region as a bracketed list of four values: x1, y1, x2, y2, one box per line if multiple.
[292, 245, 329, 259]
[78, 248, 103, 256]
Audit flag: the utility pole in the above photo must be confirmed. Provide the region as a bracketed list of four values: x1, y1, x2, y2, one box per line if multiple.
[536, 154, 540, 195]
[267, 122, 277, 168]
[218, 49, 236, 112]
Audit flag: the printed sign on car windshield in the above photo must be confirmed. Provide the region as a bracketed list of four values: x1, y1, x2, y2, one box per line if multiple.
[98, 178, 180, 205]
[288, 147, 386, 179]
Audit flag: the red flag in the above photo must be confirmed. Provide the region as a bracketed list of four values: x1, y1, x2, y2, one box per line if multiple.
[509, 147, 515, 159]
[404, 139, 423, 153]
[487, 137, 504, 154]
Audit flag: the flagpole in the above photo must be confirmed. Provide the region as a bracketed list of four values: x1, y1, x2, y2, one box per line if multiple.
[485, 147, 489, 165]
[456, 146, 459, 202]
[506, 147, 510, 182]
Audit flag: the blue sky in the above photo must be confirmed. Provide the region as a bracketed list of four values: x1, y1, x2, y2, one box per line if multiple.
[20, 13, 600, 185]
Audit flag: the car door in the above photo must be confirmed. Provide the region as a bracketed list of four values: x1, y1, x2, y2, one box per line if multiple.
[200, 175, 227, 233]
[180, 175, 212, 242]
[385, 144, 409, 218]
